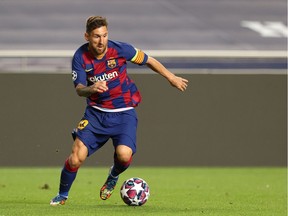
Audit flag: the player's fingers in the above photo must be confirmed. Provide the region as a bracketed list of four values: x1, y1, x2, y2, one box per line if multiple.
[98, 85, 108, 92]
[177, 85, 183, 92]
[181, 86, 186, 91]
[180, 82, 188, 91]
[182, 78, 189, 83]
[179, 79, 188, 90]
[98, 81, 107, 87]
[95, 81, 108, 92]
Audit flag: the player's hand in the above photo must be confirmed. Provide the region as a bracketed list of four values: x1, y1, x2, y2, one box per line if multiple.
[169, 75, 188, 92]
[90, 81, 109, 93]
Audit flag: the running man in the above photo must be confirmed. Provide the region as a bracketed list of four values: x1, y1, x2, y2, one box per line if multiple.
[50, 16, 188, 206]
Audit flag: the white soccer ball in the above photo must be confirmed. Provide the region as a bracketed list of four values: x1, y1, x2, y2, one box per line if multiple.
[120, 177, 150, 206]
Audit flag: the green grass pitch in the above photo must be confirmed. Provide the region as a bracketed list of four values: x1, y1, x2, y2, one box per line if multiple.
[0, 167, 286, 216]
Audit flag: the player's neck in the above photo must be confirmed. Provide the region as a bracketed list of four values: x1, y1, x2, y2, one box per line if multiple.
[95, 52, 106, 60]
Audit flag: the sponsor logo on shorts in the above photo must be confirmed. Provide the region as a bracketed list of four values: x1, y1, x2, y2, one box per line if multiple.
[77, 120, 89, 130]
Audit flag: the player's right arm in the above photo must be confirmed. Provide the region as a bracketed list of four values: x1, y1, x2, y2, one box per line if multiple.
[75, 82, 108, 97]
[72, 49, 108, 97]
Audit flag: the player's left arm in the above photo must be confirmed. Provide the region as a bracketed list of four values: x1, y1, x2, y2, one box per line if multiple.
[126, 43, 188, 91]
[146, 56, 188, 92]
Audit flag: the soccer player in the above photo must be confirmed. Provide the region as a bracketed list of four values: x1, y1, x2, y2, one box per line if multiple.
[50, 16, 188, 206]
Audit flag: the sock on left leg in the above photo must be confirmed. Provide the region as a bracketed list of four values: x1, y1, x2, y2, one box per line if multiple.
[110, 153, 132, 177]
[58, 159, 79, 198]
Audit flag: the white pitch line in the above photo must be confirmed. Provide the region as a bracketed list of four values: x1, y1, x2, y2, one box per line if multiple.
[0, 50, 286, 58]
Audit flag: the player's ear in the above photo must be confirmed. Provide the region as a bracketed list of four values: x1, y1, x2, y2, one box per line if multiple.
[84, 32, 89, 41]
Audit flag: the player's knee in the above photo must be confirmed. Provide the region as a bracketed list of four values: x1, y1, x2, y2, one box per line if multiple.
[69, 153, 86, 168]
[69, 154, 84, 168]
[115, 145, 133, 164]
[117, 154, 132, 164]
[116, 146, 132, 162]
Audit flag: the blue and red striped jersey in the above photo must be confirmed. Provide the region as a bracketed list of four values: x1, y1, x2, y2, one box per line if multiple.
[72, 40, 148, 109]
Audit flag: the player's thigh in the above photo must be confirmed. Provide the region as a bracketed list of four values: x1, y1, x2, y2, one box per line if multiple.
[112, 110, 138, 155]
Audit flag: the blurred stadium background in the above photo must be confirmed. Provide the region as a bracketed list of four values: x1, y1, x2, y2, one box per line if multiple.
[0, 0, 286, 167]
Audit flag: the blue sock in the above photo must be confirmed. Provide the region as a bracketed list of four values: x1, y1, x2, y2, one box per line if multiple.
[110, 153, 132, 177]
[59, 159, 79, 198]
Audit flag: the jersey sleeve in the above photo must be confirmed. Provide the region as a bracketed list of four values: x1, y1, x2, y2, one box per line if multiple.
[117, 41, 148, 65]
[130, 48, 148, 65]
[71, 51, 87, 87]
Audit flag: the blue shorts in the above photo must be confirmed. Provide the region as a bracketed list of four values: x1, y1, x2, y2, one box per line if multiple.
[75, 106, 138, 156]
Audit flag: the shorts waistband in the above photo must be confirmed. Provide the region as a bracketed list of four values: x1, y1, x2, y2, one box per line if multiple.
[92, 106, 134, 113]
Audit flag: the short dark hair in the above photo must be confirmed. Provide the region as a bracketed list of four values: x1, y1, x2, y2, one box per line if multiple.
[86, 16, 108, 34]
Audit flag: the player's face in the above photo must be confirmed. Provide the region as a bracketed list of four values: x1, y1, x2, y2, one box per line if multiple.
[85, 26, 108, 58]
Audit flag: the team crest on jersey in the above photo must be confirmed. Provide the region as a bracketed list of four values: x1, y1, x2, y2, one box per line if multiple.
[107, 59, 117, 68]
[77, 120, 89, 130]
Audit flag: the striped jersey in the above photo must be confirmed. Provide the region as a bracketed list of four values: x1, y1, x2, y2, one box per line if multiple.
[72, 40, 148, 109]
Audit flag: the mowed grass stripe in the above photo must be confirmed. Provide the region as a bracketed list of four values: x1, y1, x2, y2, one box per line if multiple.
[0, 167, 286, 216]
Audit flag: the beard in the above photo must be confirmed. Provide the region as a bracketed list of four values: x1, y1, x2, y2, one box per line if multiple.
[88, 43, 107, 58]
[90, 43, 107, 57]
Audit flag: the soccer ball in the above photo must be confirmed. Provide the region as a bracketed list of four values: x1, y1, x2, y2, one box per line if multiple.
[120, 177, 150, 206]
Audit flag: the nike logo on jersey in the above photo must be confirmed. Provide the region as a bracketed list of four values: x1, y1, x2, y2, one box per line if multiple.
[85, 68, 93, 72]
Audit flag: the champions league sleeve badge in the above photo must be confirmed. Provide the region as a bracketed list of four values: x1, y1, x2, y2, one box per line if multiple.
[72, 70, 77, 81]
